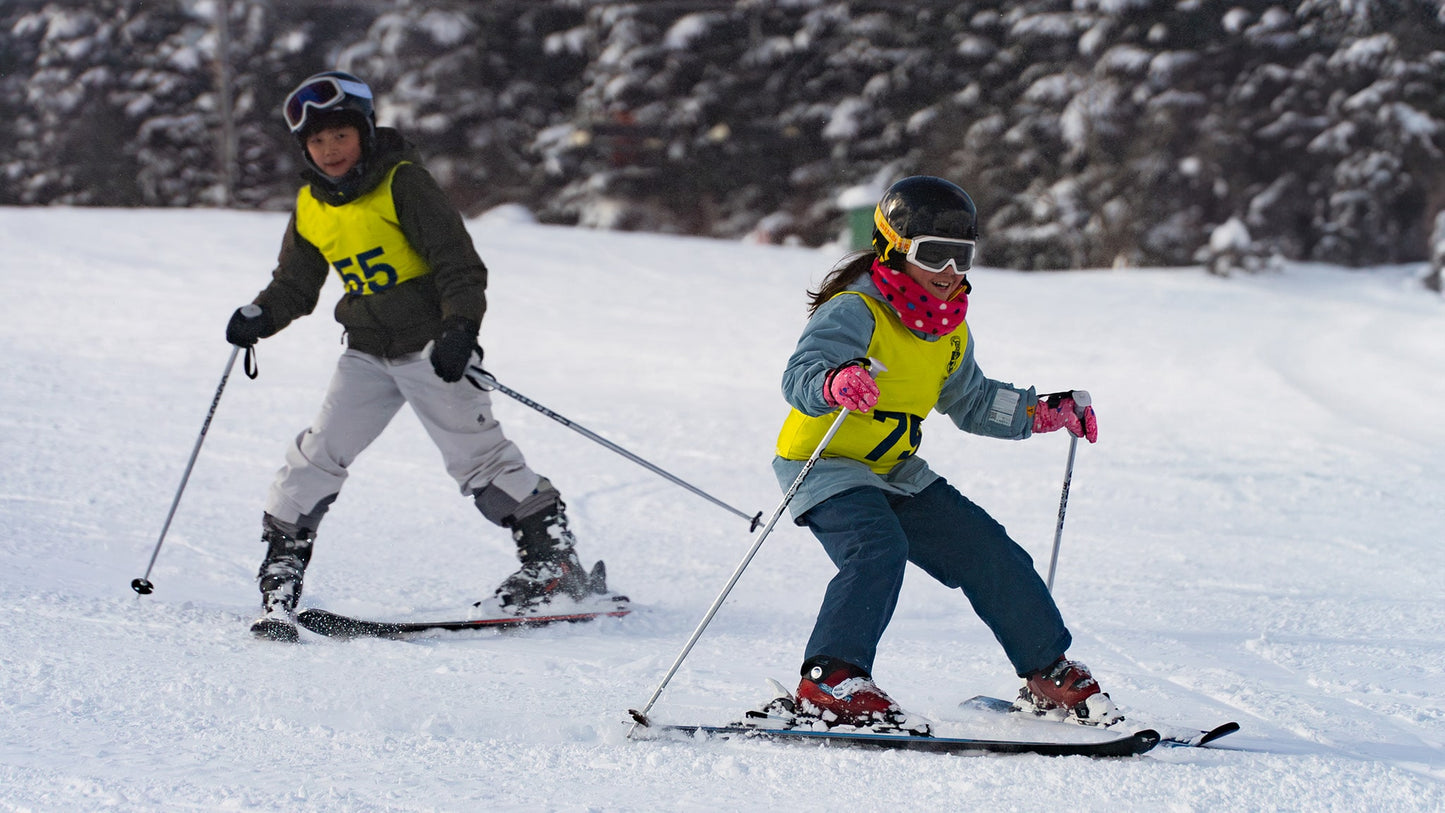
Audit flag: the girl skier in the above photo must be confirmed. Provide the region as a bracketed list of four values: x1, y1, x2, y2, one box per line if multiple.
[226, 71, 618, 641]
[773, 175, 1115, 732]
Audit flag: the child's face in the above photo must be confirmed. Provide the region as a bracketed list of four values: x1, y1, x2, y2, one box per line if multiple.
[306, 125, 363, 178]
[904, 261, 968, 301]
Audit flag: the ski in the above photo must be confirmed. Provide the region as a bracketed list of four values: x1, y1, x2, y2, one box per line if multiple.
[630, 680, 1158, 758]
[296, 601, 629, 640]
[642, 721, 1160, 757]
[961, 695, 1239, 748]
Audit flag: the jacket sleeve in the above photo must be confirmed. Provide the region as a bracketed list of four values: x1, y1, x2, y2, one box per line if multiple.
[252, 210, 330, 334]
[780, 294, 876, 417]
[934, 334, 1037, 439]
[391, 163, 488, 325]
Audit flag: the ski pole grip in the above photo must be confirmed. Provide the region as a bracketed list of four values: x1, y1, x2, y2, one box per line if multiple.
[240, 304, 262, 319]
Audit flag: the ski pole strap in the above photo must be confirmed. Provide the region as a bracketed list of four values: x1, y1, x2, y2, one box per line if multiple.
[237, 303, 261, 380]
[243, 345, 258, 379]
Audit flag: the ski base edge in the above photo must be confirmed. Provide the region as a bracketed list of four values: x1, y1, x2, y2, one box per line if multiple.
[643, 722, 1160, 757]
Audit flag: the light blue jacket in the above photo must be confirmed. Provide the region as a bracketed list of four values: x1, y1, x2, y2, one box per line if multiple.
[772, 276, 1037, 520]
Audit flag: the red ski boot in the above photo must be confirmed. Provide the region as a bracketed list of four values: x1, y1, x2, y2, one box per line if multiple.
[1019, 657, 1123, 726]
[795, 659, 931, 734]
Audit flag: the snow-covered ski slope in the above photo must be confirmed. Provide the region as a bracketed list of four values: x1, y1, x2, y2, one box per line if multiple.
[2, 206, 1441, 810]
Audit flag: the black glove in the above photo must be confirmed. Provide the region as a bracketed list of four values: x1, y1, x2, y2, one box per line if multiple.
[225, 304, 274, 348]
[430, 315, 480, 382]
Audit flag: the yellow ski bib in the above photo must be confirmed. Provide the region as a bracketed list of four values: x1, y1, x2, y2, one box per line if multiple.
[776, 292, 968, 474]
[295, 163, 431, 296]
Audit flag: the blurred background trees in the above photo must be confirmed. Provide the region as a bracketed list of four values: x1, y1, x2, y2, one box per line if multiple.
[3, 0, 1444, 275]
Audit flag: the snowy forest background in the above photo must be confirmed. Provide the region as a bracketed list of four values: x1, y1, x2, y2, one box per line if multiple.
[4, 0, 1445, 285]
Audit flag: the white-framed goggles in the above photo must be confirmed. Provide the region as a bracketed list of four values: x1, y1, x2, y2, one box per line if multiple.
[283, 76, 372, 134]
[874, 206, 975, 275]
[903, 235, 976, 275]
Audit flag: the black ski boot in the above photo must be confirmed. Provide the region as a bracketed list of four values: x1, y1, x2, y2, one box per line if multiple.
[249, 514, 315, 642]
[488, 500, 608, 614]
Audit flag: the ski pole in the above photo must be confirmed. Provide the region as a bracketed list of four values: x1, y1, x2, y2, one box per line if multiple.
[1044, 391, 1090, 592]
[626, 407, 852, 736]
[1045, 434, 1078, 593]
[465, 362, 763, 531]
[131, 314, 258, 595]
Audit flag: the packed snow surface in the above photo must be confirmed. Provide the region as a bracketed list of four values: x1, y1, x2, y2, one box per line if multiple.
[1, 207, 1442, 810]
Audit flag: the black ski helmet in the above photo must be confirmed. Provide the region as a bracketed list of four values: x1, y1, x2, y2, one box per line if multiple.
[283, 70, 376, 149]
[872, 176, 978, 267]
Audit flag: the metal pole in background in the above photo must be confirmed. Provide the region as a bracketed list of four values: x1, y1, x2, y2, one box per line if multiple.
[212, 0, 236, 206]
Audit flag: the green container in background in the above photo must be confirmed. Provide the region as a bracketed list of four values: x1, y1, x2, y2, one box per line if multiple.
[847, 206, 874, 251]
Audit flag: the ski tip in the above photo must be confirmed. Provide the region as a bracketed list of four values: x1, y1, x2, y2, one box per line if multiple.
[1196, 721, 1241, 746]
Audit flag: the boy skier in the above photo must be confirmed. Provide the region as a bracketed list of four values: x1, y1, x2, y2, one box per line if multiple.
[227, 71, 619, 641]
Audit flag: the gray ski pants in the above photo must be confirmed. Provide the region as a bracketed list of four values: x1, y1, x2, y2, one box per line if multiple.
[265, 348, 544, 529]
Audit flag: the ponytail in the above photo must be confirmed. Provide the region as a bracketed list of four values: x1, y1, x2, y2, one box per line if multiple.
[806, 251, 875, 316]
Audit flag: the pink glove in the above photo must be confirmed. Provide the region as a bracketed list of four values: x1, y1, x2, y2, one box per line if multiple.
[823, 363, 879, 413]
[1033, 391, 1098, 443]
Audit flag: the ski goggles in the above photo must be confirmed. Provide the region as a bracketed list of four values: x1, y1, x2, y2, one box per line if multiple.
[874, 207, 975, 274]
[904, 235, 976, 275]
[283, 76, 372, 134]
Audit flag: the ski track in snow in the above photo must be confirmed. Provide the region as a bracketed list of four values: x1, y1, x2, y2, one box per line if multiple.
[1, 207, 1443, 810]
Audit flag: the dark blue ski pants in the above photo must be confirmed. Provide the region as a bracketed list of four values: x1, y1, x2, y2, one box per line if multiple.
[800, 478, 1071, 678]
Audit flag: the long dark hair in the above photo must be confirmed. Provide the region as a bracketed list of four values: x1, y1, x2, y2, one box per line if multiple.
[806, 251, 877, 316]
